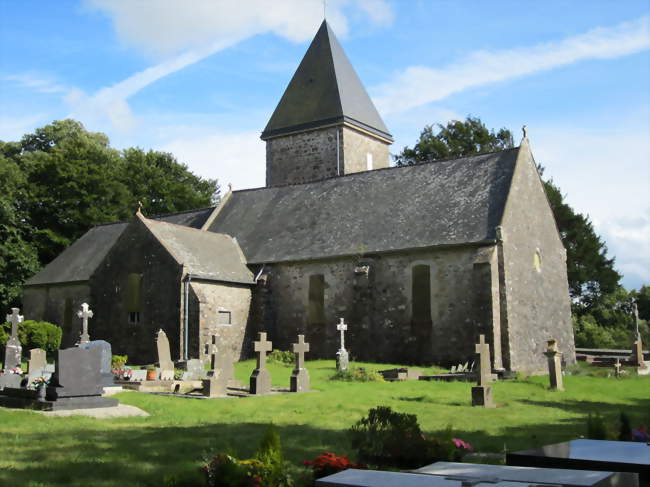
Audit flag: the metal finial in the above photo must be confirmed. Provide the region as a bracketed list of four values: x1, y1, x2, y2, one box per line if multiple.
[323, 0, 326, 19]
[136, 200, 143, 214]
[522, 125, 528, 139]
[227, 183, 233, 192]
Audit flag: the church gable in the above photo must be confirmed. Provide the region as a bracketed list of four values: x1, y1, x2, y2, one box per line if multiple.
[209, 148, 519, 264]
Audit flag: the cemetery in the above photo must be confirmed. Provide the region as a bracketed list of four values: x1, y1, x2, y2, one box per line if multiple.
[1, 304, 649, 486]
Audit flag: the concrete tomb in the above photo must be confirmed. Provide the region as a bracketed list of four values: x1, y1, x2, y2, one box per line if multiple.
[471, 334, 495, 407]
[544, 338, 564, 391]
[3, 308, 23, 371]
[250, 332, 272, 395]
[335, 318, 349, 371]
[184, 359, 206, 381]
[77, 302, 93, 345]
[156, 329, 175, 377]
[290, 334, 310, 392]
[0, 373, 23, 391]
[130, 370, 148, 382]
[379, 368, 422, 381]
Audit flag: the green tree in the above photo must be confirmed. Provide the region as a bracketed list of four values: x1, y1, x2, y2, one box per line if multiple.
[395, 116, 514, 166]
[0, 147, 40, 311]
[0, 119, 220, 310]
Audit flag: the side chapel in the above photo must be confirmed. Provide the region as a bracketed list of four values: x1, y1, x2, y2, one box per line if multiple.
[22, 21, 575, 372]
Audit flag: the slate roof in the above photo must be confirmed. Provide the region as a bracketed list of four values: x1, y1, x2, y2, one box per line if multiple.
[25, 207, 218, 286]
[208, 148, 520, 264]
[142, 217, 254, 285]
[261, 20, 392, 141]
[25, 222, 128, 286]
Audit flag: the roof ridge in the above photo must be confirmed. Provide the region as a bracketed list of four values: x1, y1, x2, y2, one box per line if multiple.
[143, 215, 233, 239]
[86, 206, 217, 228]
[232, 146, 521, 194]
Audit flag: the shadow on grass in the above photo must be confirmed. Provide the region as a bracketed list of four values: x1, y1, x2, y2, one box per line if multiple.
[516, 397, 650, 418]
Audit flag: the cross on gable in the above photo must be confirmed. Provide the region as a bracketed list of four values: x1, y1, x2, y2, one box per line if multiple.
[6, 308, 23, 337]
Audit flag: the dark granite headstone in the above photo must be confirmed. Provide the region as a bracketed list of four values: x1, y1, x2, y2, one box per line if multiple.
[80, 340, 114, 387]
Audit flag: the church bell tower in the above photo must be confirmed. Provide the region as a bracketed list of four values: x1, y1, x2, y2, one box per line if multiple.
[261, 21, 393, 187]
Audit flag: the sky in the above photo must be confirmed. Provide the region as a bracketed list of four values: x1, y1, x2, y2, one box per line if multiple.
[1, 0, 649, 289]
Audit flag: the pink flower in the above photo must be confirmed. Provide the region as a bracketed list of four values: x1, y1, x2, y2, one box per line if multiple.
[452, 438, 473, 451]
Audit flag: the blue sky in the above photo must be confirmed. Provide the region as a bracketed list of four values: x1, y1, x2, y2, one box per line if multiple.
[1, 0, 649, 289]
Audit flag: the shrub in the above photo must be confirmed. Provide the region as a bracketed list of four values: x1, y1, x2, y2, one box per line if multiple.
[0, 320, 61, 355]
[303, 452, 366, 480]
[111, 355, 128, 369]
[204, 425, 293, 487]
[349, 406, 472, 469]
[330, 367, 384, 382]
[268, 350, 294, 366]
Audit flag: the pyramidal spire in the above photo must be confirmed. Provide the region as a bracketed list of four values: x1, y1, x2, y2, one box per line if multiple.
[262, 21, 392, 142]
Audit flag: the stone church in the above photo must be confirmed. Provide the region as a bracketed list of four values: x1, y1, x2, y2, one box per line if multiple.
[23, 21, 575, 372]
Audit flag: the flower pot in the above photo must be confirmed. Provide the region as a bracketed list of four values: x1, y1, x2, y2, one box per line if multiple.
[146, 369, 158, 381]
[37, 385, 47, 401]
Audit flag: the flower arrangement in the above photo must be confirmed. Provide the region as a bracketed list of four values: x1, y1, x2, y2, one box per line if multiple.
[31, 376, 49, 388]
[5, 367, 23, 375]
[113, 368, 132, 380]
[302, 452, 366, 479]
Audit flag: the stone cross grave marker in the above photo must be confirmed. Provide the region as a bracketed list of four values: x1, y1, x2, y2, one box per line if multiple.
[290, 334, 310, 392]
[156, 329, 174, 378]
[77, 303, 93, 345]
[544, 338, 564, 391]
[336, 318, 349, 371]
[4, 308, 23, 370]
[614, 358, 621, 378]
[471, 334, 495, 407]
[250, 332, 272, 395]
[631, 301, 646, 369]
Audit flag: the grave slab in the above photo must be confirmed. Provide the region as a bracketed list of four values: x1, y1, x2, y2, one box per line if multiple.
[413, 461, 635, 487]
[507, 439, 648, 485]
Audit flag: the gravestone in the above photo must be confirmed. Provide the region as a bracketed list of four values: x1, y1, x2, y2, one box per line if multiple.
[130, 370, 147, 382]
[156, 329, 175, 376]
[614, 358, 622, 378]
[42, 345, 118, 409]
[185, 359, 205, 380]
[77, 303, 93, 345]
[80, 340, 114, 387]
[336, 318, 349, 371]
[631, 302, 647, 370]
[3, 308, 23, 371]
[0, 373, 23, 391]
[471, 334, 495, 407]
[290, 335, 310, 392]
[27, 348, 47, 385]
[544, 339, 564, 391]
[250, 332, 272, 395]
[202, 335, 231, 398]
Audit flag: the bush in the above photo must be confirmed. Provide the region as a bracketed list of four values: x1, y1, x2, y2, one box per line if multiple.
[348, 406, 472, 469]
[268, 350, 294, 366]
[204, 425, 293, 487]
[111, 355, 128, 369]
[330, 367, 384, 382]
[0, 320, 61, 355]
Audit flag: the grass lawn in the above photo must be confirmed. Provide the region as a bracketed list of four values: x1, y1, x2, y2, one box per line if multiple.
[1, 360, 648, 486]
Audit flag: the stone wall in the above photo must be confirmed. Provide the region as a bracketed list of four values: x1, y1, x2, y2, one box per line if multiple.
[499, 140, 575, 372]
[90, 218, 183, 364]
[189, 280, 252, 363]
[265, 125, 391, 186]
[255, 245, 501, 366]
[22, 283, 90, 347]
[341, 125, 390, 174]
[266, 126, 340, 186]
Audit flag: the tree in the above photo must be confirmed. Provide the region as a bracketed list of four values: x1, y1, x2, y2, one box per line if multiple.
[395, 116, 514, 166]
[0, 119, 220, 310]
[396, 115, 623, 313]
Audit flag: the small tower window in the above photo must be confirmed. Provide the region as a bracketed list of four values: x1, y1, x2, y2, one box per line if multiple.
[125, 273, 142, 324]
[366, 153, 373, 171]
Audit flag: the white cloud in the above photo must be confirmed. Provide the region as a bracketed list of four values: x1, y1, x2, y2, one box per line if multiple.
[70, 0, 391, 132]
[160, 130, 266, 191]
[3, 74, 68, 94]
[373, 16, 650, 115]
